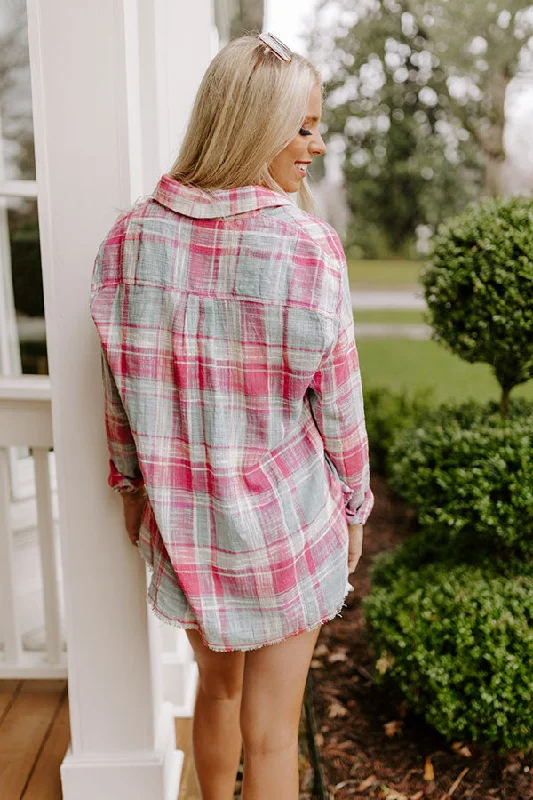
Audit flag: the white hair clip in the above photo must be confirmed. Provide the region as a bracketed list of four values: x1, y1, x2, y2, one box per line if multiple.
[257, 32, 292, 63]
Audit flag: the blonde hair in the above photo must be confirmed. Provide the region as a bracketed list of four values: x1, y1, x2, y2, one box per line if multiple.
[169, 34, 322, 213]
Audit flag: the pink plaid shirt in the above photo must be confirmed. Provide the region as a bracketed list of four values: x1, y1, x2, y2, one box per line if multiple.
[90, 173, 374, 652]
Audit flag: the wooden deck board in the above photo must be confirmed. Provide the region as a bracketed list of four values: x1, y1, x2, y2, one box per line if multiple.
[23, 693, 70, 800]
[0, 680, 66, 799]
[175, 717, 201, 799]
[0, 680, 22, 724]
[0, 680, 198, 799]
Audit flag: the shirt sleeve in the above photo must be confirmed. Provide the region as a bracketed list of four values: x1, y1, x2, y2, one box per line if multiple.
[307, 249, 374, 526]
[99, 347, 145, 494]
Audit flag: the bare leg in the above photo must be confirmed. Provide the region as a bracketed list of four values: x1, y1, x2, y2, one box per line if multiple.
[240, 624, 323, 800]
[186, 628, 245, 800]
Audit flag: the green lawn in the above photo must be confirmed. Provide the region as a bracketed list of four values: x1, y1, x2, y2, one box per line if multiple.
[348, 259, 422, 288]
[346, 262, 533, 405]
[357, 339, 533, 406]
[354, 310, 426, 325]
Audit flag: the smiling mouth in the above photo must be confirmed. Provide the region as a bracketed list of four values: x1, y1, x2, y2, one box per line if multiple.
[295, 162, 310, 177]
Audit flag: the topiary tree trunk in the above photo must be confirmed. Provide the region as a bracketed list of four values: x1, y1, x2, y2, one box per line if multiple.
[499, 384, 513, 419]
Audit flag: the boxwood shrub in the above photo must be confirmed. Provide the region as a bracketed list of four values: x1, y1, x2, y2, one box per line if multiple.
[363, 562, 533, 752]
[387, 399, 533, 558]
[363, 387, 434, 475]
[370, 533, 533, 592]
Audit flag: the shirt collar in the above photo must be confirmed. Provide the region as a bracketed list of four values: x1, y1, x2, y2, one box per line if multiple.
[152, 173, 295, 219]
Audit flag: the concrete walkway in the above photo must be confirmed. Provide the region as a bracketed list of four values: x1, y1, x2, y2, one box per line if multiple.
[351, 287, 429, 339]
[354, 323, 431, 340]
[351, 289, 426, 310]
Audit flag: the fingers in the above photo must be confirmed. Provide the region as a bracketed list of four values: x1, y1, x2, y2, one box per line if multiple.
[347, 551, 361, 574]
[122, 493, 146, 547]
[127, 528, 140, 546]
[347, 552, 361, 574]
[125, 520, 141, 546]
[347, 522, 363, 575]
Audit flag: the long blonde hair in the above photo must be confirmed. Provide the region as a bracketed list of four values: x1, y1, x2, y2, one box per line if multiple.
[169, 34, 321, 213]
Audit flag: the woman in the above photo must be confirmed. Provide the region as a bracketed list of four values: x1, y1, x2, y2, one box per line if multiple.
[90, 32, 374, 800]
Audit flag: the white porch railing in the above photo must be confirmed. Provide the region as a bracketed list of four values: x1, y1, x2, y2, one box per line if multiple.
[0, 376, 197, 716]
[0, 375, 66, 678]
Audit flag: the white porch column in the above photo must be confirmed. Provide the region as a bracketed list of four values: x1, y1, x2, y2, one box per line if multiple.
[138, 0, 216, 717]
[25, 2, 182, 797]
[155, 0, 217, 175]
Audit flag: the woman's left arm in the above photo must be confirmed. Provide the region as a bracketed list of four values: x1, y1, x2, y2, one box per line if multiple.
[99, 347, 145, 495]
[99, 347, 147, 545]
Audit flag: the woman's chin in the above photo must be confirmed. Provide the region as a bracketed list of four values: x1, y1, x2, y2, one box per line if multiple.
[280, 178, 301, 194]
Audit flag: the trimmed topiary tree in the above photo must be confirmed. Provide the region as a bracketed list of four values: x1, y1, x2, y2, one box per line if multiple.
[421, 196, 533, 417]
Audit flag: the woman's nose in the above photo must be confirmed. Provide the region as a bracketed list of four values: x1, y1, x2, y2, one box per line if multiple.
[310, 133, 326, 156]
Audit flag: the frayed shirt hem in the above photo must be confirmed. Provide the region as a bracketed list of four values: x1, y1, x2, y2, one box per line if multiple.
[137, 536, 353, 653]
[144, 582, 352, 654]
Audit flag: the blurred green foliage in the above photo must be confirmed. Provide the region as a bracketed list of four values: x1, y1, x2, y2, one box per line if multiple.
[309, 0, 533, 255]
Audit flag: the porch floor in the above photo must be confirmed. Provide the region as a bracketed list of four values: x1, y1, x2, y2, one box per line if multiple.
[0, 679, 201, 799]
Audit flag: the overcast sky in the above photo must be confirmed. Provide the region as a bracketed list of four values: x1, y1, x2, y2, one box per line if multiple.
[264, 0, 320, 54]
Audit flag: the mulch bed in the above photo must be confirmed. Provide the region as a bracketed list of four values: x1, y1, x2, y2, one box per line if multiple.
[306, 473, 533, 800]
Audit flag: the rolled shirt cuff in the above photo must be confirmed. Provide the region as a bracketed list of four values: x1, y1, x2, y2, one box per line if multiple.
[344, 485, 374, 526]
[107, 459, 145, 494]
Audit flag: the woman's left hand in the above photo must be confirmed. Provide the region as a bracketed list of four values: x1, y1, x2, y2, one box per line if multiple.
[121, 488, 147, 546]
[347, 522, 363, 574]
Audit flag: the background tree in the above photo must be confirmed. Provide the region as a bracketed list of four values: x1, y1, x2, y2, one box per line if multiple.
[1, 6, 35, 180]
[1, 2, 42, 322]
[215, 0, 265, 42]
[229, 0, 265, 39]
[307, 0, 533, 256]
